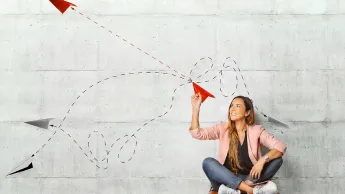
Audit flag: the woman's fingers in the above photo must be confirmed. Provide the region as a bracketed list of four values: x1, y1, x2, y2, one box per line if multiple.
[250, 169, 258, 179]
[191, 93, 202, 104]
[192, 93, 200, 99]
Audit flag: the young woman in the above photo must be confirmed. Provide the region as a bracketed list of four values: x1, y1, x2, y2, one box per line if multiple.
[189, 94, 287, 194]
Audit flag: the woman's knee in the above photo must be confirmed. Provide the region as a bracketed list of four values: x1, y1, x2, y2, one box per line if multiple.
[202, 157, 218, 171]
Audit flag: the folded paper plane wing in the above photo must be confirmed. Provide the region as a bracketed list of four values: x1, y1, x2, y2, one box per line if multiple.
[192, 82, 215, 103]
[49, 0, 77, 14]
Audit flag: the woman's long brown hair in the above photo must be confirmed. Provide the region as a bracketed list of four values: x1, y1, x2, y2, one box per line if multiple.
[227, 96, 255, 175]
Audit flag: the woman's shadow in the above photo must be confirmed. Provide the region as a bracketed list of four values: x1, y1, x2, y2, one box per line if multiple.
[260, 136, 299, 193]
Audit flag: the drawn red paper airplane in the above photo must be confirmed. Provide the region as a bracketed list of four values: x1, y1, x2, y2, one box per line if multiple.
[49, 0, 77, 14]
[192, 82, 215, 103]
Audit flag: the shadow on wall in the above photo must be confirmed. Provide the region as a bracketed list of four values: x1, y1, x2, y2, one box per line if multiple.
[261, 146, 300, 193]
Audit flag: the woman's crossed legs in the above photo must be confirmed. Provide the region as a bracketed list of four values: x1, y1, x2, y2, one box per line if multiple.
[202, 157, 283, 192]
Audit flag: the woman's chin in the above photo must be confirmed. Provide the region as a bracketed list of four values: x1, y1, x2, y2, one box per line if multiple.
[230, 117, 243, 121]
[230, 117, 237, 121]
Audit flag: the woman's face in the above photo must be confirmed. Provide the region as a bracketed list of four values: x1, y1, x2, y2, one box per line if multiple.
[229, 98, 249, 121]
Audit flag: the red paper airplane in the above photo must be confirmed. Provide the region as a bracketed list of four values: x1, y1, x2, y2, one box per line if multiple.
[49, 0, 77, 14]
[192, 82, 215, 103]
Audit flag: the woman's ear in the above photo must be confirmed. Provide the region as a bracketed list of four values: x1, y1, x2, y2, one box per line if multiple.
[245, 110, 250, 117]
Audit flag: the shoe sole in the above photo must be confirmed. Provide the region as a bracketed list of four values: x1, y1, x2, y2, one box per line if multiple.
[252, 180, 269, 186]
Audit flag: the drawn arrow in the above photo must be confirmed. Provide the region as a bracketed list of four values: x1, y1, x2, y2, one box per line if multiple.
[8, 163, 33, 176]
[267, 116, 289, 128]
[255, 112, 289, 129]
[24, 118, 54, 129]
[192, 82, 215, 103]
[49, 0, 77, 14]
[7, 155, 35, 176]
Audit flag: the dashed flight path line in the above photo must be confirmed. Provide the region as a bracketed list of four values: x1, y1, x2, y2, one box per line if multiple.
[7, 0, 289, 175]
[33, 71, 186, 169]
[70, 7, 188, 80]
[26, 57, 242, 170]
[8, 54, 282, 175]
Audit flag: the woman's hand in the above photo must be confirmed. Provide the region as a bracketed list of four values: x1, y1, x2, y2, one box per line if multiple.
[191, 93, 202, 109]
[249, 159, 265, 179]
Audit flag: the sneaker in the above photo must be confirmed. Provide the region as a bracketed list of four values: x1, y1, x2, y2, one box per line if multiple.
[253, 181, 278, 194]
[218, 184, 241, 194]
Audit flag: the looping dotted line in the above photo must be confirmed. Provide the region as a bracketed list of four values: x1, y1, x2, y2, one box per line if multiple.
[86, 132, 109, 161]
[187, 57, 238, 98]
[219, 57, 239, 98]
[71, 8, 188, 80]
[32, 56, 271, 169]
[220, 56, 269, 118]
[71, 7, 268, 118]
[189, 57, 214, 81]
[117, 134, 137, 164]
[74, 82, 184, 169]
[33, 71, 186, 169]
[189, 56, 269, 119]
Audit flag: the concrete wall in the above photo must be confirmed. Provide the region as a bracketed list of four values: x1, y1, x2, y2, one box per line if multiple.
[1, 0, 345, 193]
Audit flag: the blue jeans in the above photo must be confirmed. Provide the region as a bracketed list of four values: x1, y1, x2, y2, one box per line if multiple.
[202, 157, 283, 191]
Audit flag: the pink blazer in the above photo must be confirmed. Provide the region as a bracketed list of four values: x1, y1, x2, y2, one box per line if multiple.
[189, 121, 287, 165]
